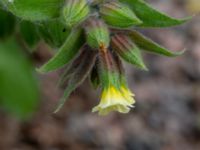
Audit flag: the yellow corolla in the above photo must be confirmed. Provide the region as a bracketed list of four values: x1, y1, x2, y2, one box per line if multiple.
[92, 85, 135, 115]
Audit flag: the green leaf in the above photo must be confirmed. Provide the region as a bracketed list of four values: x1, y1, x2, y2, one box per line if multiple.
[128, 30, 185, 57]
[38, 28, 85, 73]
[20, 21, 40, 51]
[0, 38, 39, 119]
[37, 19, 71, 48]
[120, 0, 191, 27]
[54, 49, 97, 113]
[1, 0, 64, 21]
[58, 47, 85, 86]
[0, 8, 16, 39]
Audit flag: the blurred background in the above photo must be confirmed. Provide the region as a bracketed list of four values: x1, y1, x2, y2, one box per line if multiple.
[0, 0, 200, 150]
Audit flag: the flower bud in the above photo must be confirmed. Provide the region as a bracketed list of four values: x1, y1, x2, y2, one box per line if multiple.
[62, 0, 90, 27]
[85, 18, 110, 50]
[100, 2, 142, 28]
[111, 34, 147, 70]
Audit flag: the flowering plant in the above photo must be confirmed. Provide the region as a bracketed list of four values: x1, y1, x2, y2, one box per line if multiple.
[0, 0, 190, 115]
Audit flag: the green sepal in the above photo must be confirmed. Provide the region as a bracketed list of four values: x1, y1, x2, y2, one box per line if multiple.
[0, 8, 16, 39]
[111, 34, 147, 70]
[112, 53, 128, 86]
[85, 19, 110, 49]
[58, 46, 86, 86]
[37, 19, 71, 48]
[20, 21, 40, 52]
[37, 28, 85, 73]
[62, 0, 90, 28]
[128, 30, 185, 57]
[100, 1, 142, 28]
[99, 68, 120, 89]
[120, 0, 191, 28]
[122, 46, 147, 70]
[98, 51, 121, 89]
[54, 49, 97, 113]
[1, 0, 64, 21]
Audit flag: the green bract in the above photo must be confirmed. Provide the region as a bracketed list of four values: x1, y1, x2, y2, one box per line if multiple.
[0, 0, 191, 114]
[63, 0, 90, 28]
[111, 34, 147, 70]
[85, 18, 110, 49]
[100, 1, 142, 28]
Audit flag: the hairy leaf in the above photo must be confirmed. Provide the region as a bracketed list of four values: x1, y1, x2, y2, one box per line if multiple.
[128, 30, 185, 57]
[58, 47, 86, 86]
[37, 19, 71, 48]
[111, 34, 147, 70]
[38, 28, 85, 73]
[121, 0, 191, 27]
[54, 49, 97, 113]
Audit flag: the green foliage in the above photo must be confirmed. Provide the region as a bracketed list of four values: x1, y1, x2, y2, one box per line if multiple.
[0, 8, 16, 39]
[38, 28, 85, 73]
[1, 0, 64, 21]
[100, 1, 142, 28]
[62, 0, 90, 28]
[0, 38, 39, 119]
[0, 0, 191, 114]
[112, 34, 147, 70]
[54, 48, 97, 113]
[86, 19, 110, 49]
[37, 19, 71, 48]
[128, 30, 185, 56]
[20, 21, 40, 51]
[120, 0, 190, 27]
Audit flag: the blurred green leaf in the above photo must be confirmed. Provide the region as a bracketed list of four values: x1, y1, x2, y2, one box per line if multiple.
[0, 8, 16, 39]
[38, 28, 85, 73]
[121, 0, 191, 27]
[1, 0, 64, 21]
[128, 30, 185, 57]
[0, 38, 39, 119]
[20, 21, 40, 52]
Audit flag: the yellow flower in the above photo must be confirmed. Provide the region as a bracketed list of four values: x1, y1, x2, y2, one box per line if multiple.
[92, 85, 135, 115]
